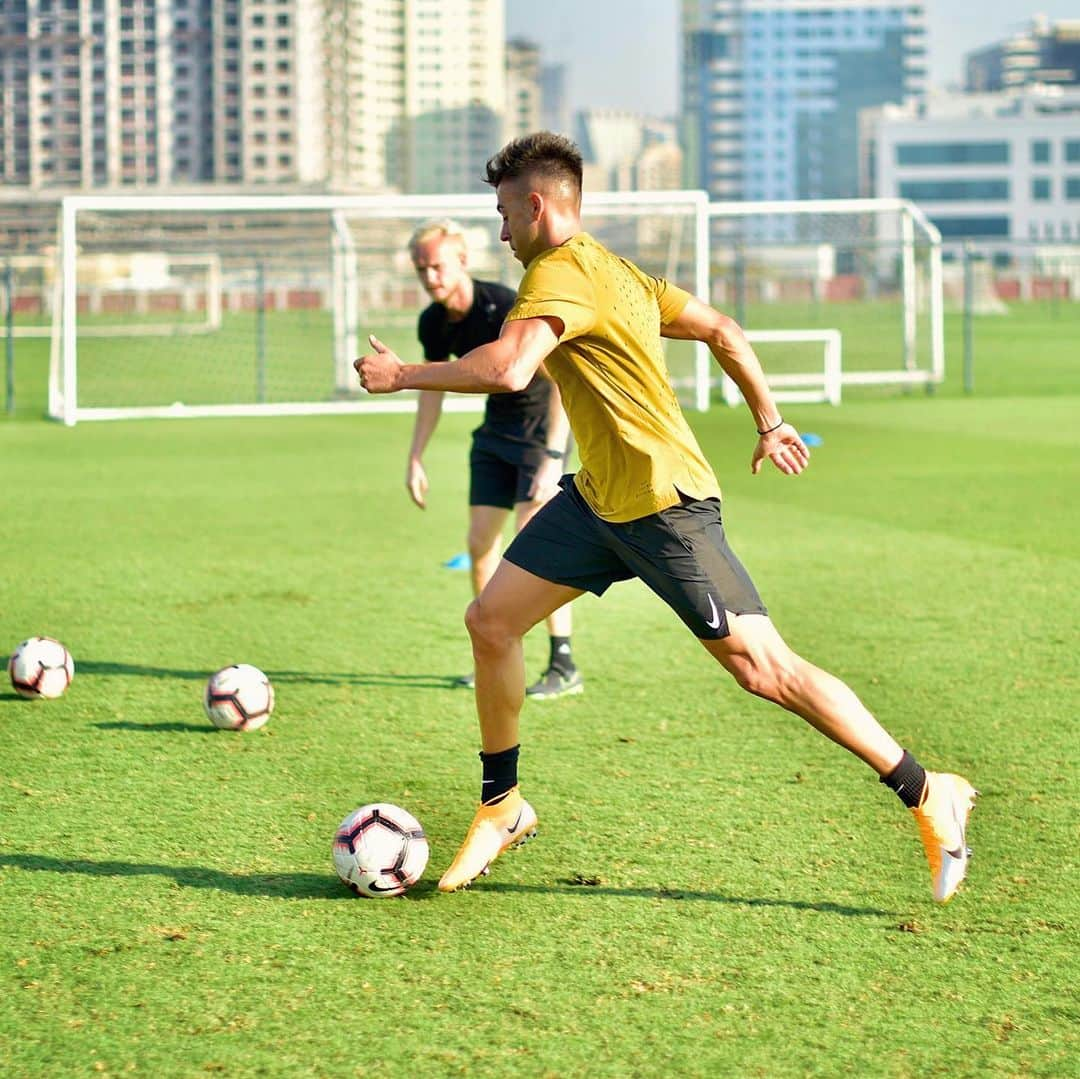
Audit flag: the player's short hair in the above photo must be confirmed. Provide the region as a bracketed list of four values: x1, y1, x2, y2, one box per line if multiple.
[407, 218, 468, 259]
[484, 132, 583, 199]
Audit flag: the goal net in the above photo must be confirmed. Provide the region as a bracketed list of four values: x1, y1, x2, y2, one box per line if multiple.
[4, 252, 221, 343]
[48, 193, 941, 424]
[704, 198, 943, 405]
[48, 191, 709, 424]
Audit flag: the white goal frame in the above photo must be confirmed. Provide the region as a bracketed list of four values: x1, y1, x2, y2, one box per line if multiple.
[47, 192, 942, 425]
[49, 190, 711, 425]
[707, 197, 944, 403]
[732, 329, 843, 406]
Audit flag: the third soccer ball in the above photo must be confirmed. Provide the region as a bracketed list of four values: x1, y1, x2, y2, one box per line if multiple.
[8, 636, 75, 699]
[203, 663, 274, 730]
[332, 804, 429, 897]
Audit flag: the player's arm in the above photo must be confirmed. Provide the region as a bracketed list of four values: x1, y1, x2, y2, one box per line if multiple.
[662, 295, 809, 476]
[355, 316, 561, 395]
[404, 383, 445, 510]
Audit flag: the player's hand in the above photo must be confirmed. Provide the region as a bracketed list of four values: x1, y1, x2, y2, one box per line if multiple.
[751, 423, 809, 476]
[354, 335, 403, 393]
[527, 455, 563, 503]
[406, 457, 429, 509]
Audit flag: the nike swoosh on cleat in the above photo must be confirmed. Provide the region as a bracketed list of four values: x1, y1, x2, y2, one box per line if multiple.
[507, 809, 523, 836]
[947, 798, 967, 859]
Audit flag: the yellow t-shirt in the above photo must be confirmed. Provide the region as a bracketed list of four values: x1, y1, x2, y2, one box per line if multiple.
[505, 232, 721, 523]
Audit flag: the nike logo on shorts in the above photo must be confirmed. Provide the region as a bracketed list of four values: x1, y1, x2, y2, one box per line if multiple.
[705, 594, 722, 630]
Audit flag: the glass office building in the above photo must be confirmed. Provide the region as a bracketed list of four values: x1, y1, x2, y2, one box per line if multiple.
[682, 1, 927, 204]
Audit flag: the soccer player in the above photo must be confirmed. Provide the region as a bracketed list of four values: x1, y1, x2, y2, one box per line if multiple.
[404, 218, 583, 699]
[356, 133, 976, 903]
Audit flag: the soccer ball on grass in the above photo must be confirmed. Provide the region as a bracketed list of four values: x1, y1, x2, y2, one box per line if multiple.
[8, 637, 75, 699]
[203, 663, 274, 730]
[333, 803, 429, 897]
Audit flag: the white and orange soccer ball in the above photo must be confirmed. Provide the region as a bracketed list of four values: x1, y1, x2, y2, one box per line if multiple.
[203, 663, 274, 730]
[332, 803, 429, 898]
[8, 637, 75, 700]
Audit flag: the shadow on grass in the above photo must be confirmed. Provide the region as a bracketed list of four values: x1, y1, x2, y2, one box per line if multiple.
[74, 659, 456, 691]
[480, 880, 892, 917]
[0, 852, 352, 901]
[93, 720, 218, 733]
[0, 854, 888, 914]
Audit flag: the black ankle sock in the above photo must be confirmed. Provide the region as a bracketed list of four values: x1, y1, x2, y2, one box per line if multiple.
[880, 749, 927, 809]
[479, 744, 519, 804]
[549, 636, 575, 676]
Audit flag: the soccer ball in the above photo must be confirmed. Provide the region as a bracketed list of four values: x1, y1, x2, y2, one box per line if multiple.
[203, 664, 274, 730]
[332, 803, 429, 898]
[8, 637, 75, 700]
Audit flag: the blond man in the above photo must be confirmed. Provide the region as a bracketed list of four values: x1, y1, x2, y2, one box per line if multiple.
[405, 219, 582, 698]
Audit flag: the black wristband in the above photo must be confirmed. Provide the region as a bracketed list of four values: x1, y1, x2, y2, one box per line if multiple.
[756, 418, 784, 436]
[544, 447, 564, 460]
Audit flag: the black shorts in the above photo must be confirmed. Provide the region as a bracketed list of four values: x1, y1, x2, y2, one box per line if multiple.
[503, 476, 766, 639]
[469, 432, 546, 510]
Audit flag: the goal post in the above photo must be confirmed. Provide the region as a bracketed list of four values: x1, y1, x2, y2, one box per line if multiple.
[704, 197, 944, 405]
[730, 329, 843, 406]
[49, 190, 710, 425]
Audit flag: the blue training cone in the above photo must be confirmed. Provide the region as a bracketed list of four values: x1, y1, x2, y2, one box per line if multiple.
[443, 553, 471, 571]
[801, 432, 824, 447]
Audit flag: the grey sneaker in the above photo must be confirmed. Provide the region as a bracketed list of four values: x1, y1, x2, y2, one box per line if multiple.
[526, 667, 584, 700]
[453, 672, 475, 689]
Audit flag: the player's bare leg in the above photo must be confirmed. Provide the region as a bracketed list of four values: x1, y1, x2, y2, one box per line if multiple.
[700, 611, 902, 773]
[466, 560, 582, 752]
[438, 562, 582, 892]
[701, 611, 975, 901]
[467, 504, 509, 599]
[449, 505, 509, 688]
[515, 497, 582, 699]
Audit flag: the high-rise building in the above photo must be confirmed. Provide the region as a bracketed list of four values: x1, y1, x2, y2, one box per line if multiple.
[681, 0, 927, 203]
[539, 63, 570, 137]
[506, 38, 542, 141]
[398, 0, 505, 194]
[0, 0, 327, 189]
[967, 16, 1080, 93]
[0, 0, 506, 194]
[576, 110, 678, 191]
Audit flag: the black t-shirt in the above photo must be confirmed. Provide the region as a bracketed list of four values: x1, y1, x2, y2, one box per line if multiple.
[417, 278, 552, 446]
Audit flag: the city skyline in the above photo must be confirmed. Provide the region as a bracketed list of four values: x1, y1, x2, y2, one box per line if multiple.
[506, 0, 1080, 119]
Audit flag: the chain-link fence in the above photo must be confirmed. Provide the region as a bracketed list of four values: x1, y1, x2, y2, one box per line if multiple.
[942, 240, 1080, 393]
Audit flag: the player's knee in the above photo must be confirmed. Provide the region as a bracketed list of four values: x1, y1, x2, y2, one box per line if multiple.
[464, 597, 514, 653]
[729, 657, 773, 699]
[730, 653, 801, 704]
[467, 531, 498, 565]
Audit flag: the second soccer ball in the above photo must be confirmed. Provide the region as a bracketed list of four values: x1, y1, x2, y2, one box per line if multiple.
[203, 664, 275, 730]
[8, 636, 75, 700]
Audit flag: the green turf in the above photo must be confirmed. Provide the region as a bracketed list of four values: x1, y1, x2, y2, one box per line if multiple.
[1, 311, 1078, 1076]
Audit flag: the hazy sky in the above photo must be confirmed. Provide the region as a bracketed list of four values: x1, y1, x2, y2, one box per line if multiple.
[506, 1, 1080, 118]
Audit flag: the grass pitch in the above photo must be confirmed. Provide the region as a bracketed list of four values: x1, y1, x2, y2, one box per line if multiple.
[1, 308, 1078, 1076]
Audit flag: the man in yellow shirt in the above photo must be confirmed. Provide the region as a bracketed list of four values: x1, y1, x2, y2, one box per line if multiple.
[355, 132, 976, 904]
